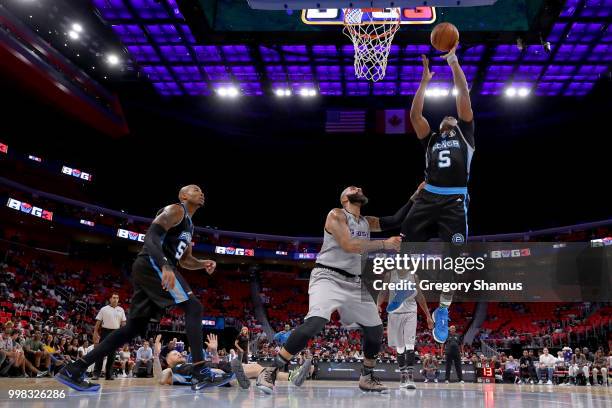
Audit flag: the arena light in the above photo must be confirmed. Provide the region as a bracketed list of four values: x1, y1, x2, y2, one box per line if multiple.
[299, 88, 317, 97]
[106, 54, 119, 66]
[275, 88, 292, 97]
[505, 87, 517, 97]
[425, 88, 450, 98]
[217, 86, 240, 98]
[517, 87, 530, 97]
[505, 86, 530, 98]
[71, 23, 83, 33]
[68, 31, 79, 40]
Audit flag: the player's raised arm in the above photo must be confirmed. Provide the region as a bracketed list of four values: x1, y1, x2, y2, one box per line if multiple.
[153, 334, 172, 385]
[205, 333, 220, 365]
[366, 182, 426, 232]
[326, 209, 401, 253]
[443, 44, 473, 123]
[410, 55, 434, 139]
[179, 242, 217, 274]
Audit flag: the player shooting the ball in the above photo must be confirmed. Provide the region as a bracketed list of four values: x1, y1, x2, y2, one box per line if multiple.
[399, 41, 475, 344]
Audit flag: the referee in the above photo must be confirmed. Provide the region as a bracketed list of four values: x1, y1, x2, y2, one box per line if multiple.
[443, 325, 464, 384]
[92, 293, 126, 380]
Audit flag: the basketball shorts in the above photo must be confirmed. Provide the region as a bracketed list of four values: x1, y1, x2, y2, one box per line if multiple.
[129, 255, 193, 319]
[400, 189, 469, 244]
[304, 267, 382, 327]
[387, 312, 417, 349]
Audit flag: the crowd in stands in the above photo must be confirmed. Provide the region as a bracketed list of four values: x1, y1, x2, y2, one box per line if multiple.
[478, 302, 612, 349]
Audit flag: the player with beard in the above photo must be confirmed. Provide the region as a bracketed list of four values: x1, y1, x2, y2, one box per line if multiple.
[256, 186, 402, 394]
[55, 185, 220, 392]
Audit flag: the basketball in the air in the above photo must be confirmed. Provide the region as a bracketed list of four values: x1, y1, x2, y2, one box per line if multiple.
[431, 23, 459, 52]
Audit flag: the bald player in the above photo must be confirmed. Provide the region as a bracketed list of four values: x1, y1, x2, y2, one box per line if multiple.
[56, 185, 219, 392]
[256, 186, 402, 394]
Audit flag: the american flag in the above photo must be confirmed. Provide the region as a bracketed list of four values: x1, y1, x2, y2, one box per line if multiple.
[325, 110, 367, 133]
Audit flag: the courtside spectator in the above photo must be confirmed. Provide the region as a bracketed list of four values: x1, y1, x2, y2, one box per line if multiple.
[537, 348, 556, 384]
[519, 350, 535, 384]
[135, 341, 153, 377]
[569, 352, 590, 386]
[23, 331, 49, 374]
[504, 355, 519, 383]
[421, 353, 440, 383]
[591, 350, 608, 386]
[119, 345, 134, 377]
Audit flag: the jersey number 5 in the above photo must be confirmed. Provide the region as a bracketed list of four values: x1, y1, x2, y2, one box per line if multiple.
[175, 241, 187, 260]
[438, 150, 451, 168]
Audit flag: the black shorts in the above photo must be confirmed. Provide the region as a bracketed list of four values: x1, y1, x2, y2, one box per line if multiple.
[129, 256, 194, 319]
[400, 189, 469, 243]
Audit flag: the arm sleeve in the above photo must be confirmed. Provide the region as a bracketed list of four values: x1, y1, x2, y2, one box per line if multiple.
[121, 309, 127, 322]
[379, 200, 415, 231]
[144, 223, 171, 269]
[95, 308, 103, 321]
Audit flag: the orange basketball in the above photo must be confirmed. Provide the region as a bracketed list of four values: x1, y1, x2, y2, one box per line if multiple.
[430, 23, 459, 52]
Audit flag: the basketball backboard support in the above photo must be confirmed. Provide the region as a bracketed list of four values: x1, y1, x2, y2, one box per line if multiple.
[176, 0, 562, 45]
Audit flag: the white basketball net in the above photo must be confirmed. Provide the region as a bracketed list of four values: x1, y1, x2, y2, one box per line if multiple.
[342, 8, 401, 82]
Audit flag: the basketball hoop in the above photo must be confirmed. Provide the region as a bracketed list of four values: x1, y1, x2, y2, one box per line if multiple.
[342, 8, 401, 82]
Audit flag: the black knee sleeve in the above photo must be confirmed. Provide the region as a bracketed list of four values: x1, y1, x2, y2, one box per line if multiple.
[405, 349, 415, 368]
[397, 352, 406, 369]
[283, 317, 327, 356]
[362, 324, 383, 360]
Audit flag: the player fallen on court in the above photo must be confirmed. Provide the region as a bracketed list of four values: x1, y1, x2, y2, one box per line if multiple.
[377, 269, 433, 389]
[255, 186, 402, 394]
[154, 333, 312, 388]
[54, 185, 220, 392]
[403, 43, 475, 344]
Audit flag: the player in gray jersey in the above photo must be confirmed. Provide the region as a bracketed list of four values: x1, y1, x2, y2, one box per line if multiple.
[256, 186, 402, 394]
[377, 270, 433, 389]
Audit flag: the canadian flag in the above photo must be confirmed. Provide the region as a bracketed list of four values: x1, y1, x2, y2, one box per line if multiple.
[376, 109, 412, 134]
